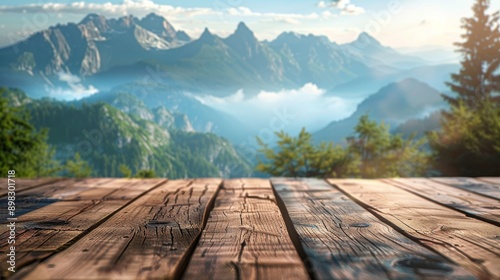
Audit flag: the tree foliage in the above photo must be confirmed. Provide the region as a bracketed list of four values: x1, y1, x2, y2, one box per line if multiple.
[134, 169, 156, 178]
[429, 102, 500, 176]
[119, 164, 132, 178]
[257, 115, 429, 178]
[64, 152, 92, 178]
[429, 0, 500, 176]
[256, 128, 354, 178]
[348, 115, 428, 178]
[444, 0, 500, 108]
[0, 89, 60, 177]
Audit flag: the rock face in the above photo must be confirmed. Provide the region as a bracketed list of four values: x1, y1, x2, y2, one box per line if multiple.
[153, 106, 195, 132]
[223, 22, 285, 84]
[0, 13, 190, 77]
[139, 13, 178, 42]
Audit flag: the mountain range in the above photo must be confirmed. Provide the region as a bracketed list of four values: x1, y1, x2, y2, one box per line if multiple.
[0, 13, 452, 99]
[0, 13, 459, 177]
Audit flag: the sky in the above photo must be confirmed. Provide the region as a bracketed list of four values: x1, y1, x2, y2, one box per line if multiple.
[0, 0, 499, 49]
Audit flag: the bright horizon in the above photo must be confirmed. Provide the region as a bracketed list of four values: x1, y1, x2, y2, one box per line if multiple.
[0, 0, 499, 49]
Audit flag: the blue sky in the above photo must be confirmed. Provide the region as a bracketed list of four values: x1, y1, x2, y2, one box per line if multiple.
[0, 0, 499, 49]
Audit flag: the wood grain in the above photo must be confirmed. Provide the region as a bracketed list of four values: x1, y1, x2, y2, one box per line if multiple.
[19, 179, 221, 280]
[431, 177, 500, 200]
[385, 178, 500, 226]
[183, 179, 309, 280]
[273, 178, 473, 280]
[0, 178, 114, 221]
[329, 179, 500, 279]
[1, 179, 163, 278]
[477, 177, 500, 187]
[0, 178, 62, 197]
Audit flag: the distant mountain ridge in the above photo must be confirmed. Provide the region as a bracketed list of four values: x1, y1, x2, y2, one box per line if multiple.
[314, 78, 446, 143]
[0, 13, 190, 78]
[0, 13, 440, 99]
[342, 32, 427, 69]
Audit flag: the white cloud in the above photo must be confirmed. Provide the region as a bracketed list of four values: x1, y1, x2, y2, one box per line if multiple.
[317, 0, 365, 16]
[317, 1, 328, 9]
[194, 84, 360, 134]
[0, 0, 219, 18]
[47, 71, 99, 100]
[341, 4, 365, 15]
[226, 6, 320, 21]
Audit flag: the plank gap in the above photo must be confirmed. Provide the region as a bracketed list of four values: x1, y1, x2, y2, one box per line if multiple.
[173, 179, 223, 280]
[270, 180, 318, 280]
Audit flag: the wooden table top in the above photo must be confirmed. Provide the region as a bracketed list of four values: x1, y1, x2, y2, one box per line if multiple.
[1, 177, 499, 279]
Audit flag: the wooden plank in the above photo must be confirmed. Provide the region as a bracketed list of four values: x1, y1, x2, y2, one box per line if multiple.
[431, 177, 500, 200]
[19, 179, 221, 280]
[0, 178, 114, 221]
[272, 178, 473, 280]
[0, 178, 63, 197]
[183, 179, 309, 280]
[385, 178, 500, 226]
[329, 179, 500, 279]
[1, 179, 164, 278]
[477, 177, 500, 187]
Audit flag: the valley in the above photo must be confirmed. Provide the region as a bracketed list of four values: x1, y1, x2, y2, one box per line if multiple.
[0, 12, 460, 178]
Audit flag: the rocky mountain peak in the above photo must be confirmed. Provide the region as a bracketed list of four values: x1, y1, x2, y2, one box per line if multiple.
[143, 13, 165, 22]
[79, 13, 110, 32]
[139, 13, 177, 42]
[354, 32, 382, 47]
[80, 13, 106, 25]
[176, 30, 191, 42]
[108, 15, 139, 32]
[235, 22, 254, 37]
[199, 28, 216, 42]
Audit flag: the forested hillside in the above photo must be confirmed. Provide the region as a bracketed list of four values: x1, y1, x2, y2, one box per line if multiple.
[1, 88, 252, 178]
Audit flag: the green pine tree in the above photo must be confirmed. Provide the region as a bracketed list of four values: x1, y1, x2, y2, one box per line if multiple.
[429, 0, 500, 176]
[0, 90, 59, 177]
[119, 164, 132, 178]
[347, 115, 428, 178]
[64, 153, 92, 178]
[444, 0, 500, 108]
[28, 129, 61, 178]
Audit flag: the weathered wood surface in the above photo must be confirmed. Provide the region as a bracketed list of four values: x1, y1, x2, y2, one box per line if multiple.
[2, 177, 499, 279]
[431, 177, 500, 200]
[183, 179, 309, 280]
[1, 179, 164, 279]
[19, 179, 220, 280]
[0, 178, 63, 198]
[272, 178, 473, 280]
[0, 178, 112, 221]
[385, 178, 500, 226]
[329, 179, 500, 279]
[477, 177, 500, 186]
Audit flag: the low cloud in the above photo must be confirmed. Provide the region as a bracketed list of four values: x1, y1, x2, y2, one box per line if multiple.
[194, 83, 360, 135]
[46, 71, 98, 100]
